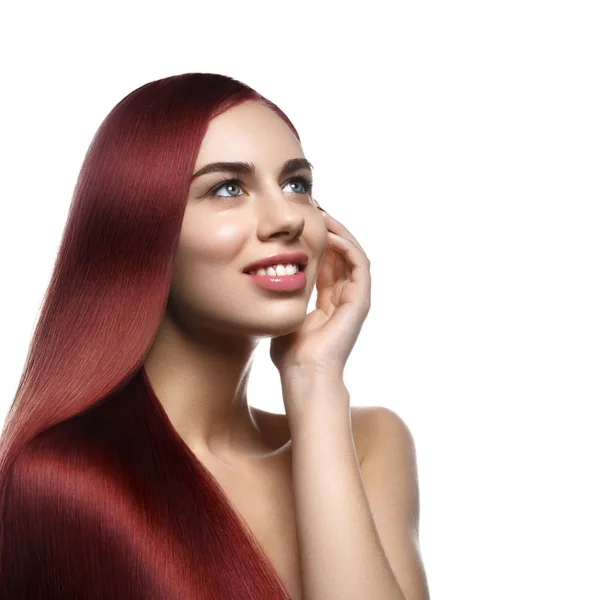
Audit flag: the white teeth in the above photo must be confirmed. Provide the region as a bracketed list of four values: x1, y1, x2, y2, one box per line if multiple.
[248, 263, 301, 276]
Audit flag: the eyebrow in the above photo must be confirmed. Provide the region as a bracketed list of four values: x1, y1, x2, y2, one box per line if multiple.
[191, 158, 314, 181]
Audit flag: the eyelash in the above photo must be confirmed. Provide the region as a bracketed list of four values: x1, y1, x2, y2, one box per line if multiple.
[207, 175, 314, 198]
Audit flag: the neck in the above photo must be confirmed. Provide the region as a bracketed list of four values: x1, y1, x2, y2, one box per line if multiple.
[142, 310, 268, 464]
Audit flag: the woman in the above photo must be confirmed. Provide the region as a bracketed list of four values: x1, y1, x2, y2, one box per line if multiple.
[0, 73, 429, 599]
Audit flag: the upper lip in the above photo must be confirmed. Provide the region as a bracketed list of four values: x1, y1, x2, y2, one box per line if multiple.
[243, 251, 309, 273]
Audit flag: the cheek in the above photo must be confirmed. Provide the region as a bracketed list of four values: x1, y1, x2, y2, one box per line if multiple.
[169, 220, 249, 309]
[178, 220, 247, 266]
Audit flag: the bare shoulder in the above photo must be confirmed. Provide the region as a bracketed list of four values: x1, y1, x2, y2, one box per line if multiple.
[252, 405, 388, 467]
[357, 405, 412, 436]
[357, 406, 415, 456]
[350, 406, 414, 465]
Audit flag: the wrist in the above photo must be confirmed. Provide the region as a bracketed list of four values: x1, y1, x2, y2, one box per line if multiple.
[280, 365, 346, 394]
[280, 368, 350, 425]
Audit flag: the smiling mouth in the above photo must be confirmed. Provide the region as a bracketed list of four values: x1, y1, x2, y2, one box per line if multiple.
[244, 263, 307, 276]
[243, 267, 307, 291]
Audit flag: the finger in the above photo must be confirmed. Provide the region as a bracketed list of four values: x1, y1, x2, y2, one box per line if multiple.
[315, 199, 348, 279]
[326, 230, 371, 291]
[315, 201, 368, 257]
[328, 216, 366, 256]
[331, 242, 348, 281]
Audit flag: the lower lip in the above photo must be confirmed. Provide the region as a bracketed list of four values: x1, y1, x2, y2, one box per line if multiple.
[244, 270, 307, 291]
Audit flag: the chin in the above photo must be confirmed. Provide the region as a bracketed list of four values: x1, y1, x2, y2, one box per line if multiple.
[243, 311, 307, 337]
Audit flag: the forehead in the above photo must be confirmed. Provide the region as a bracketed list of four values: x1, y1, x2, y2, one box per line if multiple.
[194, 100, 303, 170]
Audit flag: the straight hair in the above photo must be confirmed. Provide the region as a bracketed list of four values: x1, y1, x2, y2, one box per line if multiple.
[0, 72, 300, 599]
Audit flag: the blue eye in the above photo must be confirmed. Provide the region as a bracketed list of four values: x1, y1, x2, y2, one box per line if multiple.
[210, 175, 314, 198]
[212, 180, 243, 198]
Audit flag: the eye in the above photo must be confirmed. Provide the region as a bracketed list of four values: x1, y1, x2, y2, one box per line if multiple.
[209, 175, 314, 199]
[212, 179, 244, 198]
[283, 176, 313, 196]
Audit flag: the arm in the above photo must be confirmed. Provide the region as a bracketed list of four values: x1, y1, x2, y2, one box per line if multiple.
[284, 376, 408, 600]
[359, 407, 431, 600]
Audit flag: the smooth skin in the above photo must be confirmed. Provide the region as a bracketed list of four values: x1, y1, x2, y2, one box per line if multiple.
[144, 99, 328, 464]
[143, 100, 429, 599]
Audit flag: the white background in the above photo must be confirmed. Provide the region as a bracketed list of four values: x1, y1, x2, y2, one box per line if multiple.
[1, 1, 599, 598]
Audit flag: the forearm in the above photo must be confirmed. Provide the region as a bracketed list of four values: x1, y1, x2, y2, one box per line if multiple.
[283, 375, 406, 600]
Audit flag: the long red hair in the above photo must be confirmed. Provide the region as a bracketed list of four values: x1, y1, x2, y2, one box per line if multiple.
[0, 73, 300, 598]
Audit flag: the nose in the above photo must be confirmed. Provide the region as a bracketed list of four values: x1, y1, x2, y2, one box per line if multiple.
[254, 189, 306, 242]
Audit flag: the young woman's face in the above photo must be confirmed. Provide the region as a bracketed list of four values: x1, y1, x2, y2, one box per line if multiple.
[168, 100, 328, 338]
